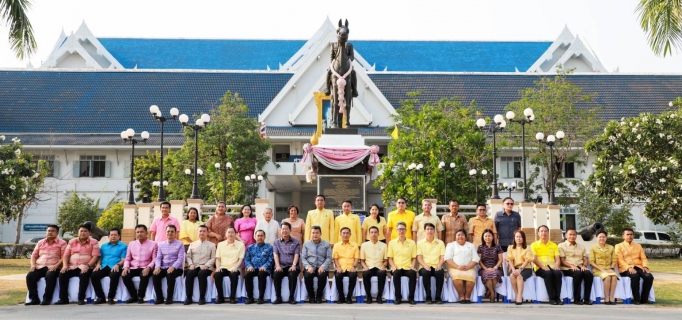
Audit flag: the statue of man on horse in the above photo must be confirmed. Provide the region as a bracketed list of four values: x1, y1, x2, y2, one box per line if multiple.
[324, 19, 358, 128]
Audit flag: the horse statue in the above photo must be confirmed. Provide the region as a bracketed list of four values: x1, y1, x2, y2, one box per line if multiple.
[324, 19, 358, 128]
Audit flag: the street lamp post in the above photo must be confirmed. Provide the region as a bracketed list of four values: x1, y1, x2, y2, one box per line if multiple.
[468, 168, 488, 204]
[408, 163, 423, 212]
[502, 181, 517, 198]
[476, 115, 506, 199]
[438, 161, 456, 202]
[121, 128, 149, 205]
[149, 105, 179, 202]
[506, 108, 535, 203]
[536, 130, 565, 205]
[214, 162, 232, 202]
[244, 173, 263, 204]
[180, 113, 211, 199]
[152, 180, 168, 200]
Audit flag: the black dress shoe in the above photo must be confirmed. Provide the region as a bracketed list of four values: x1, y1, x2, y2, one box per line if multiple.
[345, 298, 352, 304]
[409, 299, 417, 305]
[584, 299, 593, 305]
[394, 299, 402, 305]
[94, 298, 105, 305]
[549, 299, 558, 305]
[54, 300, 69, 305]
[316, 298, 324, 304]
[137, 297, 145, 304]
[229, 297, 237, 304]
[436, 299, 444, 305]
[184, 299, 192, 305]
[154, 299, 165, 305]
[124, 298, 137, 304]
[165, 300, 173, 305]
[215, 298, 224, 304]
[289, 299, 297, 305]
[257, 298, 264, 304]
[78, 300, 86, 305]
[108, 299, 116, 305]
[459, 300, 466, 304]
[365, 297, 373, 304]
[245, 298, 254, 305]
[376, 298, 384, 304]
[557, 299, 564, 305]
[198, 298, 206, 305]
[425, 298, 433, 304]
[633, 300, 641, 305]
[25, 299, 40, 306]
[335, 297, 345, 304]
[274, 298, 283, 304]
[516, 301, 523, 305]
[575, 300, 583, 305]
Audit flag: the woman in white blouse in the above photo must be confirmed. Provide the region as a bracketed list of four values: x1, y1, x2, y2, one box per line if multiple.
[445, 228, 480, 304]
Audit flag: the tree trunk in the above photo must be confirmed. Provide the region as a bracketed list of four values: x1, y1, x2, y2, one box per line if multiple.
[12, 208, 24, 258]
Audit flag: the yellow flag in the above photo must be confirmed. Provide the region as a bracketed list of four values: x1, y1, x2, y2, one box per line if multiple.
[391, 124, 399, 139]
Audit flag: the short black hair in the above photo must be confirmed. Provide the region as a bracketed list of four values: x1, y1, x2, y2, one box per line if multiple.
[340, 227, 351, 233]
[165, 224, 177, 232]
[281, 221, 292, 230]
[135, 224, 148, 232]
[596, 230, 608, 237]
[109, 228, 121, 236]
[623, 228, 634, 234]
[311, 225, 322, 233]
[424, 222, 435, 230]
[198, 225, 209, 231]
[160, 201, 171, 208]
[449, 199, 459, 205]
[254, 229, 265, 236]
[476, 204, 487, 210]
[342, 200, 352, 206]
[368, 226, 379, 233]
[78, 223, 91, 232]
[315, 194, 326, 201]
[47, 224, 60, 232]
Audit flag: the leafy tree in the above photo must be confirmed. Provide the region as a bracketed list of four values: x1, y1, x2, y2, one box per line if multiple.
[585, 105, 682, 225]
[57, 192, 102, 236]
[97, 201, 124, 231]
[133, 150, 162, 201]
[636, 0, 682, 57]
[504, 67, 603, 203]
[0, 0, 37, 59]
[375, 93, 492, 211]
[574, 183, 634, 236]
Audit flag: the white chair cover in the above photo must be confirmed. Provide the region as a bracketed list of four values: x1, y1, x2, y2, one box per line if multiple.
[118, 276, 157, 302]
[503, 274, 537, 302]
[211, 275, 245, 302]
[534, 274, 570, 302]
[177, 276, 214, 302]
[90, 277, 127, 302]
[358, 276, 391, 302]
[591, 277, 606, 303]
[474, 274, 506, 302]
[329, 276, 363, 301]
[386, 276, 413, 303]
[25, 277, 92, 304]
[559, 275, 597, 303]
[415, 275, 453, 302]
[446, 276, 481, 302]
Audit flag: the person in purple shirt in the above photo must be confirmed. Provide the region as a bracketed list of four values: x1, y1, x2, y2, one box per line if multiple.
[272, 221, 300, 305]
[151, 225, 185, 304]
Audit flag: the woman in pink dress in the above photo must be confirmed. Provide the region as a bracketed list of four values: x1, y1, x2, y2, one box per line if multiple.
[234, 204, 257, 247]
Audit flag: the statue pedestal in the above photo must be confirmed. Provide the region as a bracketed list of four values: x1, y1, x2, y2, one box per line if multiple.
[317, 133, 365, 147]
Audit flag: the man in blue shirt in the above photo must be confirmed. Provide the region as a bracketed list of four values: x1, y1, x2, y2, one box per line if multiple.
[244, 230, 274, 304]
[90, 228, 128, 304]
[494, 197, 522, 252]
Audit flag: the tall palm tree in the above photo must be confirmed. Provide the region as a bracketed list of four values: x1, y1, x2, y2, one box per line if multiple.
[1, 0, 36, 60]
[636, 0, 682, 57]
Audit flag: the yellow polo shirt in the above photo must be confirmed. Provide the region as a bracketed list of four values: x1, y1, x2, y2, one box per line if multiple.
[332, 241, 359, 272]
[387, 238, 417, 270]
[530, 240, 560, 271]
[412, 213, 444, 241]
[215, 240, 245, 270]
[360, 240, 387, 269]
[306, 208, 335, 243]
[417, 238, 445, 269]
[468, 216, 496, 248]
[387, 209, 416, 240]
[335, 212, 362, 245]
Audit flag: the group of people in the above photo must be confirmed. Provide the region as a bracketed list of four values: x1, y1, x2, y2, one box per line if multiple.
[25, 196, 655, 307]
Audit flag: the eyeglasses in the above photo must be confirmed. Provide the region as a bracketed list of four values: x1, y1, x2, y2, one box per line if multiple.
[397, 228, 406, 231]
[504, 203, 514, 205]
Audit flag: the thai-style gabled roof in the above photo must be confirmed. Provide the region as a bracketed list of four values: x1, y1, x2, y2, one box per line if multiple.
[40, 21, 123, 70]
[527, 25, 606, 73]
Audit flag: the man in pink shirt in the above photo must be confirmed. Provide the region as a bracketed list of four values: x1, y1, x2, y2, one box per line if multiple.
[122, 224, 158, 304]
[150, 201, 180, 242]
[56, 223, 101, 305]
[25, 224, 67, 306]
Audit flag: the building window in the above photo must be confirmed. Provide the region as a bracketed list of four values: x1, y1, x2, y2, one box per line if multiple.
[274, 145, 291, 162]
[33, 155, 58, 177]
[500, 156, 522, 179]
[563, 162, 575, 178]
[75, 155, 109, 177]
[560, 207, 576, 231]
[378, 145, 388, 159]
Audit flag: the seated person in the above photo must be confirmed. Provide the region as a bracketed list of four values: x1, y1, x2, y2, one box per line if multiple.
[477, 228, 503, 303]
[215, 227, 245, 304]
[615, 228, 654, 305]
[559, 228, 594, 305]
[184, 225, 216, 305]
[272, 222, 300, 305]
[244, 230, 274, 304]
[302, 226, 332, 303]
[445, 228, 479, 304]
[360, 226, 387, 304]
[417, 223, 446, 304]
[506, 230, 534, 305]
[332, 227, 360, 304]
[151, 225, 185, 305]
[57, 223, 101, 305]
[25, 224, 66, 306]
[387, 221, 417, 305]
[590, 230, 618, 305]
[122, 224, 158, 304]
[91, 228, 127, 305]
[531, 225, 563, 305]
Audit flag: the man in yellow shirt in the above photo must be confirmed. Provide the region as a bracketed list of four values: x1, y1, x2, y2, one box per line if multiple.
[335, 200, 362, 245]
[417, 223, 446, 304]
[360, 226, 387, 304]
[531, 225, 563, 305]
[387, 221, 417, 305]
[412, 200, 444, 241]
[468, 204, 497, 247]
[214, 227, 245, 304]
[306, 195, 335, 243]
[333, 227, 359, 304]
[615, 228, 654, 305]
[559, 228, 594, 305]
[386, 197, 416, 241]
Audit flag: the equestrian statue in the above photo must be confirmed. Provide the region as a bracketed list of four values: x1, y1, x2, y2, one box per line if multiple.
[324, 19, 358, 128]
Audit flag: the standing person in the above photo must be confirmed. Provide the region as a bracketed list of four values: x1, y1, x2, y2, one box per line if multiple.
[506, 230, 534, 305]
[214, 227, 245, 304]
[282, 205, 305, 245]
[445, 229, 479, 304]
[306, 195, 335, 243]
[469, 204, 497, 248]
[151, 225, 185, 305]
[441, 200, 469, 244]
[206, 201, 234, 245]
[589, 230, 618, 305]
[615, 228, 655, 305]
[412, 200, 444, 241]
[57, 223, 101, 305]
[255, 207, 280, 245]
[184, 225, 215, 305]
[244, 230, 274, 305]
[235, 205, 258, 247]
[360, 226, 387, 304]
[122, 224, 158, 304]
[302, 226, 332, 304]
[335, 200, 362, 245]
[150, 201, 180, 242]
[179, 207, 203, 252]
[332, 227, 360, 304]
[416, 223, 446, 304]
[361, 204, 386, 243]
[477, 229, 503, 303]
[25, 225, 66, 306]
[494, 197, 521, 252]
[387, 221, 417, 305]
[386, 197, 416, 241]
[531, 225, 563, 305]
[559, 228, 594, 305]
[91, 228, 128, 305]
[272, 222, 301, 305]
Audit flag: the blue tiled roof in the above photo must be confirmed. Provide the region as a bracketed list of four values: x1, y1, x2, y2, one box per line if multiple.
[0, 71, 292, 133]
[98, 39, 549, 72]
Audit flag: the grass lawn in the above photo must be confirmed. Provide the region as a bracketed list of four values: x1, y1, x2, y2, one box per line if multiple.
[0, 259, 29, 306]
[0, 258, 29, 276]
[648, 258, 682, 275]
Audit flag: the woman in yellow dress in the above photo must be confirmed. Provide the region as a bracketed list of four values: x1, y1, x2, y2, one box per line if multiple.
[506, 229, 534, 305]
[589, 230, 618, 305]
[179, 207, 204, 252]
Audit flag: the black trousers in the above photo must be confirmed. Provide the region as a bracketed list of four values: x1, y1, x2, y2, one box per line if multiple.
[91, 266, 122, 300]
[419, 267, 444, 300]
[334, 271, 357, 300]
[362, 268, 386, 299]
[122, 268, 152, 300]
[500, 245, 509, 252]
[26, 267, 59, 303]
[184, 268, 212, 300]
[214, 269, 240, 299]
[273, 266, 299, 300]
[535, 268, 562, 301]
[58, 268, 92, 301]
[303, 269, 327, 300]
[392, 269, 416, 300]
[562, 269, 594, 301]
[244, 270, 269, 299]
[620, 267, 654, 303]
[152, 268, 184, 301]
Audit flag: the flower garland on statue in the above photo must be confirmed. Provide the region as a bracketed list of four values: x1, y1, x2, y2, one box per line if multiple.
[330, 63, 353, 114]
